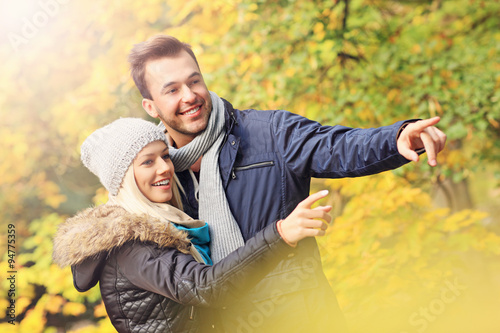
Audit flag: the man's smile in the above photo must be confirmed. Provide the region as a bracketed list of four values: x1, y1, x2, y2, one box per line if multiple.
[180, 105, 201, 116]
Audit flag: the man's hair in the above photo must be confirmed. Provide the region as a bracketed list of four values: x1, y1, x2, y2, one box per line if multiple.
[128, 35, 199, 100]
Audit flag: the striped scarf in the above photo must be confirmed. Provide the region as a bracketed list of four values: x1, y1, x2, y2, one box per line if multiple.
[166, 91, 245, 263]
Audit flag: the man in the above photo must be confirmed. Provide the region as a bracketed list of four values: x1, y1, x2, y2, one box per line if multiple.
[128, 35, 446, 332]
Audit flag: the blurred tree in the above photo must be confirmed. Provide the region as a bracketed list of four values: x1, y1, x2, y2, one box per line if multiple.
[0, 0, 498, 332]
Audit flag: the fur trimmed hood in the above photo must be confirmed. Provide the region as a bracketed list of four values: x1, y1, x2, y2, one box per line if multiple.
[52, 204, 192, 268]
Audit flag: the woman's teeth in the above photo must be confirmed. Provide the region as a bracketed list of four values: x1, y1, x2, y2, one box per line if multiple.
[153, 179, 170, 186]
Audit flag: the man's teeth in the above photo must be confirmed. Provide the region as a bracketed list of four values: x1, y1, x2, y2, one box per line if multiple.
[184, 106, 200, 115]
[153, 179, 170, 186]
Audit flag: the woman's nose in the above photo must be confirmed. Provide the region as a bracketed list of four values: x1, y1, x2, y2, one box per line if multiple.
[157, 158, 171, 174]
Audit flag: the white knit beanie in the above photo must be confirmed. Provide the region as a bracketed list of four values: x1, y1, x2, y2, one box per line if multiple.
[81, 118, 168, 196]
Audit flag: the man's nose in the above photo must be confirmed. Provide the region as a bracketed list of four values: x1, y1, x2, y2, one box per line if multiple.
[181, 85, 196, 103]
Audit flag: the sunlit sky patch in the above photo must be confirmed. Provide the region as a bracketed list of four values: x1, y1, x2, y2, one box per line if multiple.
[0, 1, 38, 34]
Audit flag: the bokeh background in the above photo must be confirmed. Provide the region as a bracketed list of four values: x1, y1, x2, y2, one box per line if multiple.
[1, 0, 499, 332]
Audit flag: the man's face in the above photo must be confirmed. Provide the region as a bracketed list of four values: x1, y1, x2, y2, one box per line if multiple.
[142, 51, 212, 147]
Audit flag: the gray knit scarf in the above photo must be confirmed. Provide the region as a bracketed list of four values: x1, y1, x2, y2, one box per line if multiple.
[166, 91, 245, 263]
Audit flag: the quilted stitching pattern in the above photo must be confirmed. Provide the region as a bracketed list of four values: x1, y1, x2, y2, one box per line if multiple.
[116, 271, 198, 332]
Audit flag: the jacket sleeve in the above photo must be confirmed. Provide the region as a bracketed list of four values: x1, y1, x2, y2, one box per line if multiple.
[116, 222, 290, 307]
[271, 110, 412, 178]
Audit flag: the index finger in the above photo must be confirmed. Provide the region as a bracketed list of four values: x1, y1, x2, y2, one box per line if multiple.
[420, 131, 437, 166]
[298, 190, 329, 208]
[410, 117, 441, 133]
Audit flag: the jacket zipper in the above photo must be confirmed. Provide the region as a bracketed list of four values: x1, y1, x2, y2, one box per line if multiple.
[231, 161, 275, 179]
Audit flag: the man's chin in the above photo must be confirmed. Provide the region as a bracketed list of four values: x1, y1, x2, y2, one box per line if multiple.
[190, 124, 209, 137]
[178, 122, 209, 137]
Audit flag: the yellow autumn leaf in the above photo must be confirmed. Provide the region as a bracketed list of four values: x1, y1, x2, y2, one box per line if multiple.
[445, 149, 467, 168]
[94, 302, 108, 318]
[313, 22, 325, 40]
[45, 295, 65, 314]
[0, 323, 18, 333]
[63, 302, 87, 316]
[19, 303, 47, 333]
[0, 299, 7, 319]
[411, 44, 422, 54]
[36, 180, 67, 209]
[442, 210, 470, 232]
[484, 232, 500, 254]
[16, 296, 32, 314]
[387, 88, 400, 102]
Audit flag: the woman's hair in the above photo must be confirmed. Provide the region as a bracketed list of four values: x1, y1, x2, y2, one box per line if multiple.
[109, 164, 184, 222]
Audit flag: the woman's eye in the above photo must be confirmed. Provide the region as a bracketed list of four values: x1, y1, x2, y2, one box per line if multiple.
[162, 154, 170, 160]
[141, 160, 153, 166]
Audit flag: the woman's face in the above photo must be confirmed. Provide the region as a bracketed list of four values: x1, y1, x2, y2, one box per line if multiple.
[133, 141, 174, 203]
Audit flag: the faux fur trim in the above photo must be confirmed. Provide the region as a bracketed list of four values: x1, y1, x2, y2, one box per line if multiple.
[52, 204, 191, 267]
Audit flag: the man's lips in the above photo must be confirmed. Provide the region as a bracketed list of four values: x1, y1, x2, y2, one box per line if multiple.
[180, 105, 201, 116]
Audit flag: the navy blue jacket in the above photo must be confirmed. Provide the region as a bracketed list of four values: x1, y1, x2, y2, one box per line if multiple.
[178, 98, 411, 332]
[181, 99, 410, 239]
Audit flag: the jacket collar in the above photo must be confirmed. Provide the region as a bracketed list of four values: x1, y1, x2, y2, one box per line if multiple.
[219, 98, 240, 189]
[222, 98, 237, 133]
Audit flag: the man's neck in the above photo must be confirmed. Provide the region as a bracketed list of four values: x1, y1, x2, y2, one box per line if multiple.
[191, 156, 202, 173]
[170, 135, 196, 149]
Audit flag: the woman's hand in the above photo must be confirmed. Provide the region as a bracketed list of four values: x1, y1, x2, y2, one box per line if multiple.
[277, 190, 332, 246]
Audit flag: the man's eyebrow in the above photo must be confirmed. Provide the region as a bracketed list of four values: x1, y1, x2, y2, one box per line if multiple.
[161, 81, 176, 91]
[161, 72, 201, 92]
[188, 72, 201, 79]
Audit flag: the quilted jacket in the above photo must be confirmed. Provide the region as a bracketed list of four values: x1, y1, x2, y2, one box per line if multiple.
[52, 204, 291, 333]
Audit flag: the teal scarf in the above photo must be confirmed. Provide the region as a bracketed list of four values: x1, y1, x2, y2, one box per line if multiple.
[174, 222, 212, 265]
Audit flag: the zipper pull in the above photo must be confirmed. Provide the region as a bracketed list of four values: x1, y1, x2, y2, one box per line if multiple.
[231, 169, 236, 180]
[189, 305, 195, 320]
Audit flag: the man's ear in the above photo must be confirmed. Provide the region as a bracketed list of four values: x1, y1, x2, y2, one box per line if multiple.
[142, 99, 159, 118]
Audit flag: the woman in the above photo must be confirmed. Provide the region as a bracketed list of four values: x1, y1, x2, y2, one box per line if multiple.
[52, 118, 331, 333]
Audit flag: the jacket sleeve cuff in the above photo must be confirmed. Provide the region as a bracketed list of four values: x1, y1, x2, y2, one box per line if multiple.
[260, 221, 297, 257]
[396, 119, 426, 155]
[276, 220, 297, 247]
